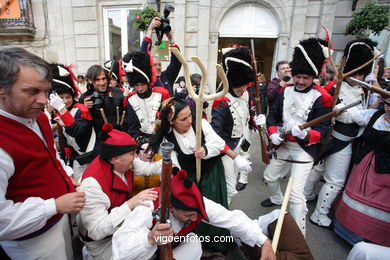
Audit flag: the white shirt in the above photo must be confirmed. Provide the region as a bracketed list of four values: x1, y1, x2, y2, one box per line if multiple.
[78, 156, 166, 240]
[112, 197, 268, 260]
[133, 158, 162, 177]
[171, 119, 226, 168]
[77, 175, 132, 241]
[337, 81, 366, 124]
[0, 109, 73, 240]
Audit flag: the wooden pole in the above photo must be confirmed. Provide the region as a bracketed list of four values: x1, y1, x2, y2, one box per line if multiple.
[171, 48, 229, 183]
[271, 177, 294, 253]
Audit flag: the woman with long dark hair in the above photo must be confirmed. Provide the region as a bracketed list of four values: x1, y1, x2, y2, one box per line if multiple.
[149, 97, 251, 253]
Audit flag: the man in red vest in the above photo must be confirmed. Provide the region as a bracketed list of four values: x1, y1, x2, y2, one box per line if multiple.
[0, 47, 86, 259]
[112, 169, 314, 260]
[77, 123, 158, 260]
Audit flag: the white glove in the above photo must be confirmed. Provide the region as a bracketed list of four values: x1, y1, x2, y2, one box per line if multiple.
[335, 103, 344, 111]
[234, 155, 252, 172]
[270, 133, 283, 145]
[254, 114, 266, 126]
[291, 124, 307, 139]
[365, 73, 376, 83]
[258, 209, 281, 236]
[49, 93, 66, 111]
[123, 86, 130, 97]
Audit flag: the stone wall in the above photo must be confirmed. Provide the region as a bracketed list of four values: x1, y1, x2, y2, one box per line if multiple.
[0, 0, 369, 79]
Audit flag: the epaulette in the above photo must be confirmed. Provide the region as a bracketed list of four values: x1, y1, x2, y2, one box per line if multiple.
[212, 96, 230, 109]
[73, 103, 93, 120]
[312, 85, 333, 107]
[152, 87, 170, 101]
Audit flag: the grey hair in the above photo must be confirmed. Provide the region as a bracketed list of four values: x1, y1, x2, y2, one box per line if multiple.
[0, 47, 52, 94]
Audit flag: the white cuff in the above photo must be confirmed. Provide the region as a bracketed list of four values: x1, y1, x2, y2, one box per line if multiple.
[45, 198, 58, 217]
[258, 233, 268, 246]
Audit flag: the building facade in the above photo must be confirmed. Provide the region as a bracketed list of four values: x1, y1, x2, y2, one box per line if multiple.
[0, 0, 382, 91]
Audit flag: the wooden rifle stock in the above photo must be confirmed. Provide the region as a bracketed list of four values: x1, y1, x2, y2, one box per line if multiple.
[281, 100, 362, 138]
[250, 39, 270, 164]
[158, 142, 175, 260]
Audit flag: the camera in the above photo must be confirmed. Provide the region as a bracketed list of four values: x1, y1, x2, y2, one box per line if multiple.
[90, 90, 104, 107]
[155, 4, 175, 45]
[282, 76, 291, 82]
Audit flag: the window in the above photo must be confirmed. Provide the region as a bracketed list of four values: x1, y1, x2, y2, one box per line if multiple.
[0, 0, 35, 36]
[103, 7, 142, 61]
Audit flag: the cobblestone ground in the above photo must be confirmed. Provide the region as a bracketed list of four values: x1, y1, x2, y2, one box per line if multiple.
[228, 132, 351, 260]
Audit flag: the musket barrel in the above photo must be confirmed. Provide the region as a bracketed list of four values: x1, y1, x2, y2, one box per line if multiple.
[350, 77, 390, 98]
[160, 142, 174, 161]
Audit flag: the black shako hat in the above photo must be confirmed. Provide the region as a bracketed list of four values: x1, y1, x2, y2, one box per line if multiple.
[50, 64, 78, 96]
[122, 51, 153, 87]
[291, 38, 329, 77]
[343, 38, 377, 76]
[222, 47, 253, 88]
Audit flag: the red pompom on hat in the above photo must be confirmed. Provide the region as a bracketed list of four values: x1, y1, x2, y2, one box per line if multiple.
[100, 123, 138, 161]
[171, 169, 209, 221]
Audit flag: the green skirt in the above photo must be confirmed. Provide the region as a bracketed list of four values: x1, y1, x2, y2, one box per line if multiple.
[194, 158, 233, 253]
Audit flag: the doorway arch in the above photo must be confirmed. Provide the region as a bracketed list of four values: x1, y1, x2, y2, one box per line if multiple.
[219, 2, 279, 38]
[218, 2, 280, 81]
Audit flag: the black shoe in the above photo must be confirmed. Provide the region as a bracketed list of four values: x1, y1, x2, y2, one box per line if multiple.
[261, 198, 280, 207]
[236, 182, 247, 191]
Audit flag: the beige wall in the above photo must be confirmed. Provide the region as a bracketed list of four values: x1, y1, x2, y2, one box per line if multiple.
[0, 0, 368, 81]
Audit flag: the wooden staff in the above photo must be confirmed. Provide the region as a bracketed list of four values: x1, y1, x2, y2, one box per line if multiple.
[99, 108, 108, 124]
[171, 48, 229, 184]
[271, 177, 294, 253]
[116, 106, 120, 125]
[251, 39, 270, 164]
[120, 110, 126, 125]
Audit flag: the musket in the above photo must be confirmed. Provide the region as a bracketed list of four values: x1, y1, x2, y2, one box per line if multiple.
[317, 26, 382, 160]
[349, 77, 390, 98]
[250, 39, 270, 164]
[156, 142, 175, 260]
[280, 100, 362, 139]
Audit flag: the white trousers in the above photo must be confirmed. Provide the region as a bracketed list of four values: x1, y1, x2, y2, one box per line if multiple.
[222, 146, 251, 204]
[322, 143, 352, 188]
[347, 242, 390, 260]
[84, 236, 112, 260]
[310, 144, 353, 226]
[263, 142, 313, 205]
[0, 215, 73, 260]
[72, 160, 88, 182]
[263, 142, 313, 236]
[304, 162, 325, 200]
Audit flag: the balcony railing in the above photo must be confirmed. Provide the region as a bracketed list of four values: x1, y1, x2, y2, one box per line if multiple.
[0, 0, 35, 37]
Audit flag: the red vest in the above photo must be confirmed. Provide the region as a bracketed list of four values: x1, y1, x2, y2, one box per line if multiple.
[152, 187, 203, 240]
[0, 112, 75, 238]
[82, 157, 133, 211]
